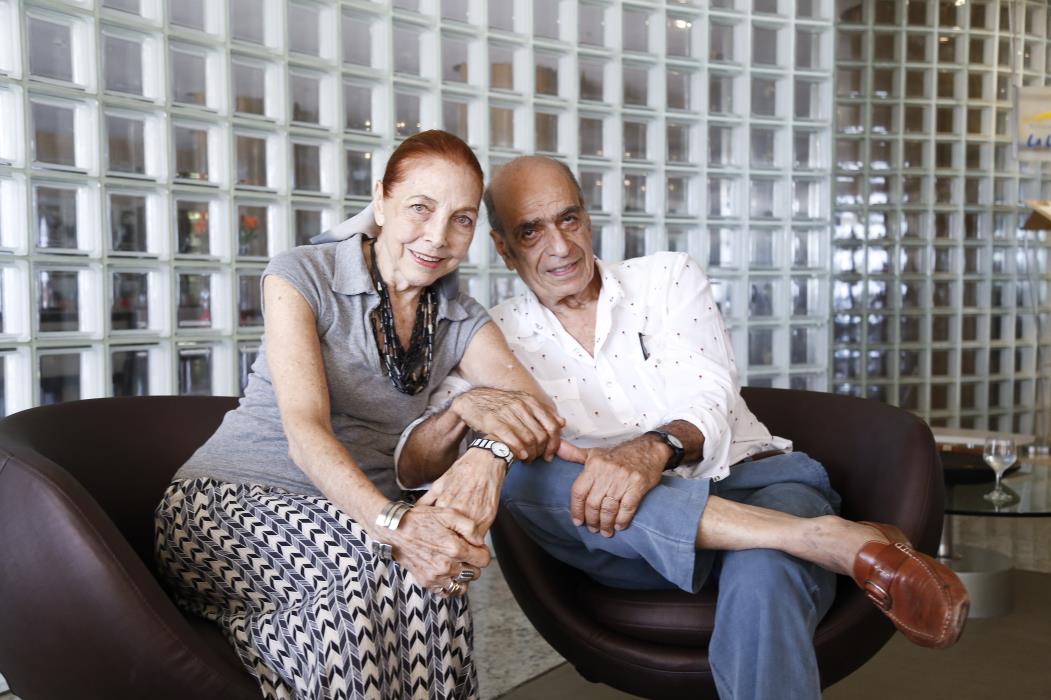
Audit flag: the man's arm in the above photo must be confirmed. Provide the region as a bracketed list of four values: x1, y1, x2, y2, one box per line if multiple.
[397, 322, 564, 488]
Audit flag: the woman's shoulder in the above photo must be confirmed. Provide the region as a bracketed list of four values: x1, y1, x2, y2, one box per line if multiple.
[266, 242, 339, 281]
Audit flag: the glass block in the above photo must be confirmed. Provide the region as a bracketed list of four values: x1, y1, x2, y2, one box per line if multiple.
[578, 3, 604, 45]
[109, 193, 147, 253]
[443, 35, 469, 83]
[103, 0, 139, 13]
[103, 34, 143, 95]
[177, 274, 213, 328]
[489, 44, 514, 90]
[710, 22, 735, 62]
[236, 134, 268, 187]
[667, 123, 690, 163]
[170, 47, 207, 106]
[708, 177, 736, 217]
[748, 328, 774, 367]
[535, 53, 559, 96]
[749, 280, 775, 316]
[579, 60, 604, 101]
[710, 279, 732, 317]
[792, 229, 821, 268]
[28, 16, 73, 82]
[709, 227, 736, 268]
[238, 205, 268, 257]
[579, 117, 604, 157]
[792, 277, 820, 316]
[795, 80, 822, 120]
[666, 176, 689, 215]
[31, 100, 76, 167]
[751, 77, 778, 117]
[238, 273, 263, 327]
[394, 26, 421, 75]
[110, 271, 149, 330]
[623, 65, 648, 106]
[293, 207, 323, 246]
[290, 73, 321, 124]
[623, 121, 647, 160]
[793, 180, 822, 219]
[489, 0, 514, 31]
[344, 82, 373, 132]
[833, 348, 861, 380]
[667, 16, 693, 57]
[35, 186, 78, 250]
[178, 346, 213, 395]
[175, 200, 210, 255]
[534, 0, 560, 38]
[292, 143, 321, 192]
[623, 174, 646, 212]
[112, 348, 149, 396]
[231, 61, 265, 116]
[343, 14, 371, 65]
[395, 93, 422, 137]
[834, 313, 861, 343]
[750, 229, 776, 268]
[38, 270, 79, 332]
[667, 69, 691, 110]
[346, 149, 372, 197]
[837, 67, 862, 98]
[790, 326, 820, 364]
[442, 100, 469, 142]
[239, 342, 259, 392]
[796, 29, 821, 69]
[39, 352, 80, 405]
[709, 74, 734, 114]
[667, 226, 690, 253]
[753, 27, 778, 65]
[624, 226, 646, 259]
[442, 0, 469, 22]
[170, 0, 205, 30]
[750, 178, 777, 218]
[289, 3, 321, 56]
[490, 106, 514, 148]
[623, 8, 649, 52]
[231, 0, 264, 44]
[751, 127, 776, 167]
[708, 125, 735, 165]
[174, 125, 209, 181]
[535, 113, 558, 152]
[579, 170, 604, 211]
[106, 115, 145, 175]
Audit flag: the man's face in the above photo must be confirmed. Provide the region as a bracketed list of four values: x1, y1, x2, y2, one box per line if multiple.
[490, 161, 596, 304]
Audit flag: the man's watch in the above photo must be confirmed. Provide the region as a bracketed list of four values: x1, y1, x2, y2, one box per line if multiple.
[468, 437, 514, 467]
[644, 430, 685, 469]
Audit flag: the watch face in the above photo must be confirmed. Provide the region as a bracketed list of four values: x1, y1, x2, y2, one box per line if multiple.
[666, 434, 684, 450]
[491, 442, 512, 459]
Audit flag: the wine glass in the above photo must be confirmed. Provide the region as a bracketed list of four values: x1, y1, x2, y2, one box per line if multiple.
[983, 438, 1018, 505]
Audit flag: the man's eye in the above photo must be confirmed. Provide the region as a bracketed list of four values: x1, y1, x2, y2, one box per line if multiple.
[522, 229, 537, 239]
[562, 215, 578, 225]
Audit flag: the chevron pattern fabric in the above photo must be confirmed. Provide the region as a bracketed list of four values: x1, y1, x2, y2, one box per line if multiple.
[155, 478, 477, 700]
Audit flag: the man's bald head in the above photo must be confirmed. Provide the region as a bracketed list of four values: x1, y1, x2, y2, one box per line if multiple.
[484, 156, 585, 238]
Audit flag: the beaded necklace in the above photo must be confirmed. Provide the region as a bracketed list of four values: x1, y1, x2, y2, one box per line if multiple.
[365, 237, 436, 395]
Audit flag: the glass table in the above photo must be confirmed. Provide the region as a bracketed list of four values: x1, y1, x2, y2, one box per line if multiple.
[939, 456, 1051, 617]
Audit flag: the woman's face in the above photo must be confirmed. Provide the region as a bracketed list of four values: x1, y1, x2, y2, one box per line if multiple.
[371, 156, 482, 291]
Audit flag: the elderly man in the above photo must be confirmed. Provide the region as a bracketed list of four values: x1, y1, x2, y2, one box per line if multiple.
[394, 156, 968, 699]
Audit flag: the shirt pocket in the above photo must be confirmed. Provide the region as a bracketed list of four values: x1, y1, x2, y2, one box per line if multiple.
[536, 376, 595, 441]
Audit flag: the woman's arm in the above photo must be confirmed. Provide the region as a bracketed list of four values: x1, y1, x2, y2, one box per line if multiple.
[264, 276, 490, 589]
[397, 321, 563, 487]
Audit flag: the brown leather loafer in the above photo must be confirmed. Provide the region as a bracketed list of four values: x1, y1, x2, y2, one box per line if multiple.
[852, 521, 970, 649]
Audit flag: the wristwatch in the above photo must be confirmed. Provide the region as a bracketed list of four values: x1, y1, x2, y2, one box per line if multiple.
[644, 430, 685, 469]
[468, 437, 515, 467]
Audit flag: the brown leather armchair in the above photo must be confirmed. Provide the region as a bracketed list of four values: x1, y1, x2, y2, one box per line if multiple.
[0, 396, 259, 700]
[491, 387, 944, 699]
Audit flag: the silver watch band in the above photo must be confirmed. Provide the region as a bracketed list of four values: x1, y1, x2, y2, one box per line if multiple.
[468, 437, 514, 466]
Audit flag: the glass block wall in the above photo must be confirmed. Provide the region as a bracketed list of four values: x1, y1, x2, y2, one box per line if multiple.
[0, 0, 1048, 433]
[832, 0, 1051, 434]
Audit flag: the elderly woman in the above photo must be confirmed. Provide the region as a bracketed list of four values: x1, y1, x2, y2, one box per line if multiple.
[155, 130, 562, 699]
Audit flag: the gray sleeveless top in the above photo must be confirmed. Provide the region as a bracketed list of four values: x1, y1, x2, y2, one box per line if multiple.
[174, 233, 490, 499]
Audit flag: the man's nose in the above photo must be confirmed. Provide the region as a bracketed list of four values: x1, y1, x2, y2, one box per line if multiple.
[546, 225, 571, 256]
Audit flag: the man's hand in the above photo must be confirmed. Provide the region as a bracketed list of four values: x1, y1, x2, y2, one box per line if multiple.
[558, 436, 669, 537]
[451, 387, 565, 462]
[417, 445, 508, 541]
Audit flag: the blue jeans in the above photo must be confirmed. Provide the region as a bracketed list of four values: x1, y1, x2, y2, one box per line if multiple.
[500, 451, 840, 700]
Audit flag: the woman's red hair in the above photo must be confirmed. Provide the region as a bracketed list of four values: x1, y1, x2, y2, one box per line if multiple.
[381, 130, 483, 195]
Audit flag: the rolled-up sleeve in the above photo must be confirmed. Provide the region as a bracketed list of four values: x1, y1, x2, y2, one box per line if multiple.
[649, 255, 740, 477]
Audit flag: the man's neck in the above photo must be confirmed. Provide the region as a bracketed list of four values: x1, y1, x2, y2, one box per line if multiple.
[542, 265, 602, 319]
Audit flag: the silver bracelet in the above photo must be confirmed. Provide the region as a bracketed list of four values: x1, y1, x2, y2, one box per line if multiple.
[375, 500, 413, 531]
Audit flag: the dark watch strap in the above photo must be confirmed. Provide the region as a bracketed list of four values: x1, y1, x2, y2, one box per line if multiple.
[644, 430, 685, 469]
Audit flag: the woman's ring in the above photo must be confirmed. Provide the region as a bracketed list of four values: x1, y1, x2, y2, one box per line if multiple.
[454, 567, 477, 583]
[442, 580, 464, 595]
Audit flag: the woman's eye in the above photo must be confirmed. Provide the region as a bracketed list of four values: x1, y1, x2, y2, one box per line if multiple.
[456, 215, 474, 226]
[411, 203, 427, 213]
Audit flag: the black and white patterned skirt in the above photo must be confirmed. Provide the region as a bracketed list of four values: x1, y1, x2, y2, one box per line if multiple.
[154, 478, 477, 700]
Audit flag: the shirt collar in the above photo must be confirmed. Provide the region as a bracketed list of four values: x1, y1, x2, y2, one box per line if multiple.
[329, 233, 468, 321]
[511, 258, 625, 340]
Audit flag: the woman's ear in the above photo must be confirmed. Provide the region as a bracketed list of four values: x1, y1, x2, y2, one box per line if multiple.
[372, 180, 386, 227]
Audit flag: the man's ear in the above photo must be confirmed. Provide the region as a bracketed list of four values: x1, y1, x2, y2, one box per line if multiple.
[371, 180, 386, 227]
[490, 230, 516, 271]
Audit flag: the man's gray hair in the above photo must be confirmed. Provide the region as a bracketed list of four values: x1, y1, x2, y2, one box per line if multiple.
[484, 157, 585, 238]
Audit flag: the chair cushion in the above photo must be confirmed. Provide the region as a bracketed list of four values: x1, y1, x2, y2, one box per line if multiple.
[577, 579, 719, 647]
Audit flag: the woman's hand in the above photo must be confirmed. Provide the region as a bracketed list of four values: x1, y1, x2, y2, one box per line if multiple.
[451, 387, 565, 462]
[379, 504, 490, 595]
[417, 447, 507, 535]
